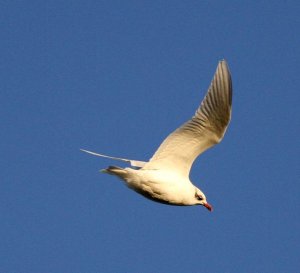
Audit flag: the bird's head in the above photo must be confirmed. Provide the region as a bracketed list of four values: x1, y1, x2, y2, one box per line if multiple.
[194, 187, 213, 211]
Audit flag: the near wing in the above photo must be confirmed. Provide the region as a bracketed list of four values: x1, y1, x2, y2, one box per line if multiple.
[80, 149, 147, 168]
[142, 60, 232, 177]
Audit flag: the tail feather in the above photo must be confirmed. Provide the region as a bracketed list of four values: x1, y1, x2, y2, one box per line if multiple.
[101, 166, 127, 176]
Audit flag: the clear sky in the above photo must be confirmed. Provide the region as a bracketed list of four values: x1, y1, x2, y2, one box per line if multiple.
[1, 1, 299, 272]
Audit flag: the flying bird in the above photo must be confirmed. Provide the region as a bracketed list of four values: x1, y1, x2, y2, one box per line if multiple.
[81, 60, 232, 211]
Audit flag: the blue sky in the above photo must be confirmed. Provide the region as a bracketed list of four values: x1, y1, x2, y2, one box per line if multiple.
[1, 1, 299, 272]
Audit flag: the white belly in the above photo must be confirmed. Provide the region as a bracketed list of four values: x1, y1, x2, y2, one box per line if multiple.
[123, 168, 195, 205]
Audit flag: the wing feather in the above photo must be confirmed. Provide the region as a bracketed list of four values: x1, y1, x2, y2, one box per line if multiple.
[142, 60, 232, 177]
[80, 149, 147, 168]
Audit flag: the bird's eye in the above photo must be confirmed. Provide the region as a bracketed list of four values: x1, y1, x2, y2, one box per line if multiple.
[196, 194, 203, 201]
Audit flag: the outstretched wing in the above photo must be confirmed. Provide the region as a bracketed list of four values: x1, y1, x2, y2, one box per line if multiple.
[142, 60, 232, 177]
[80, 149, 147, 168]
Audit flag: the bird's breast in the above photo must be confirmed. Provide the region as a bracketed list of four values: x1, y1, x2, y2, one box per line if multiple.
[123, 168, 194, 205]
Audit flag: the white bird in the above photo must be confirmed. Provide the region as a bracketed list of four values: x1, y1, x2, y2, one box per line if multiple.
[81, 60, 232, 211]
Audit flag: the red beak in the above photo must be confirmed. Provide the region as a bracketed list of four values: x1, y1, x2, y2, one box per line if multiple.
[203, 202, 213, 212]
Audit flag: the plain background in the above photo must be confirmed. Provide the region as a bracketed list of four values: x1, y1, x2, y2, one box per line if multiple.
[1, 1, 299, 272]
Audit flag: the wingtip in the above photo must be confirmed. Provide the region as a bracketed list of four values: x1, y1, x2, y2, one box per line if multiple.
[217, 59, 231, 79]
[219, 59, 228, 66]
[80, 148, 98, 156]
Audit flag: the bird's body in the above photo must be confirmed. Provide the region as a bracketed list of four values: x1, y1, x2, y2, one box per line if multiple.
[82, 60, 232, 211]
[104, 166, 197, 206]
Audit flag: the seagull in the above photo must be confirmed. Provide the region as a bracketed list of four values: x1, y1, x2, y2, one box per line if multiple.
[81, 60, 232, 211]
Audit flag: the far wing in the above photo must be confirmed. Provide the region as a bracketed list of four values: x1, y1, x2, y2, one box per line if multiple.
[80, 149, 147, 168]
[142, 60, 232, 177]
